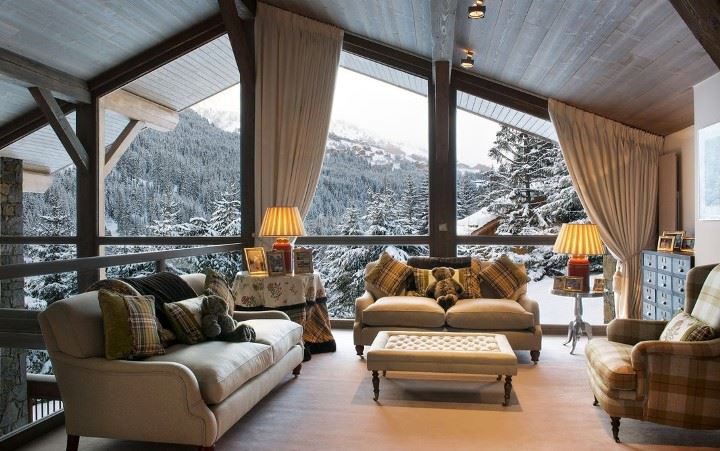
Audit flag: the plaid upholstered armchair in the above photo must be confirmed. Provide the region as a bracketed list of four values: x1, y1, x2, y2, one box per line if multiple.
[585, 264, 720, 442]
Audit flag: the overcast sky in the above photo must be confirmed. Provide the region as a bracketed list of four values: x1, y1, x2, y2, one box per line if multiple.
[193, 68, 500, 167]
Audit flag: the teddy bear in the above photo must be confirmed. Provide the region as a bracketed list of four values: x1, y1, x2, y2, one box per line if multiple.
[426, 267, 464, 311]
[201, 295, 256, 342]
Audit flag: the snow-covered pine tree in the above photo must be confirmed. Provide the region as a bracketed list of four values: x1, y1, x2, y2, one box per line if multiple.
[209, 183, 242, 236]
[457, 172, 480, 220]
[148, 195, 183, 237]
[413, 175, 429, 235]
[395, 175, 416, 235]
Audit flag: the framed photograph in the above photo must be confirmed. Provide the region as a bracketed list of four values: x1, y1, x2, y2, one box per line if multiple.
[553, 276, 566, 290]
[697, 121, 720, 220]
[243, 247, 267, 276]
[657, 235, 674, 253]
[592, 278, 605, 293]
[662, 230, 685, 250]
[564, 276, 584, 292]
[680, 237, 695, 253]
[266, 250, 286, 276]
[293, 247, 314, 274]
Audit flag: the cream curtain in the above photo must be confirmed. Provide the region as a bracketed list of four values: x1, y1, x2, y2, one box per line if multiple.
[254, 3, 343, 237]
[548, 99, 663, 319]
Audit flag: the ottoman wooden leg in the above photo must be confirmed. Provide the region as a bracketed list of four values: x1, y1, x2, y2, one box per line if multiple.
[67, 434, 79, 451]
[292, 364, 302, 376]
[496, 374, 502, 381]
[593, 395, 598, 406]
[610, 417, 621, 442]
[503, 376, 512, 406]
[372, 371, 380, 401]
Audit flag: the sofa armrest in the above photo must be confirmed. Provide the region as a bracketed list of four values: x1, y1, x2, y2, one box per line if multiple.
[517, 294, 540, 326]
[233, 310, 290, 321]
[607, 319, 666, 346]
[631, 337, 720, 371]
[50, 352, 217, 446]
[355, 291, 375, 324]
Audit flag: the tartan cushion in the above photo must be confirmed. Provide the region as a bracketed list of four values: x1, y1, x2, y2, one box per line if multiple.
[585, 338, 636, 391]
[477, 255, 530, 299]
[204, 268, 234, 314]
[364, 252, 413, 297]
[466, 258, 484, 298]
[164, 296, 205, 345]
[125, 295, 165, 357]
[660, 311, 716, 342]
[412, 267, 472, 297]
[98, 290, 164, 360]
[691, 265, 720, 329]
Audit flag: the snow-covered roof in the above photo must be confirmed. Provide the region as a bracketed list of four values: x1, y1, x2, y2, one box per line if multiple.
[457, 209, 498, 235]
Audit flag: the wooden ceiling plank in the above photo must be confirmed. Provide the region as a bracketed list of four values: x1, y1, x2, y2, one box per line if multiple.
[0, 102, 75, 150]
[104, 119, 144, 176]
[484, 0, 532, 81]
[669, 0, 720, 70]
[28, 87, 89, 171]
[0, 47, 90, 104]
[101, 89, 178, 132]
[431, 0, 457, 62]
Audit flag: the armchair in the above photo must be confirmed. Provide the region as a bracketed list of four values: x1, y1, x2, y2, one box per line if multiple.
[585, 264, 720, 442]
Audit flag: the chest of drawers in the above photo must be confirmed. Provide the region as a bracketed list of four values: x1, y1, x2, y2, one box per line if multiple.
[641, 250, 694, 320]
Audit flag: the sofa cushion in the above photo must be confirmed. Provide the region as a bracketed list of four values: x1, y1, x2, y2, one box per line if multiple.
[660, 311, 716, 342]
[478, 255, 530, 299]
[148, 341, 273, 405]
[98, 290, 165, 360]
[585, 338, 636, 391]
[363, 296, 446, 328]
[445, 299, 534, 330]
[241, 319, 303, 362]
[164, 297, 205, 345]
[364, 252, 413, 297]
[690, 265, 720, 329]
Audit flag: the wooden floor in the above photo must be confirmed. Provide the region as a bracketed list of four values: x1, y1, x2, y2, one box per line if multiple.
[19, 331, 720, 450]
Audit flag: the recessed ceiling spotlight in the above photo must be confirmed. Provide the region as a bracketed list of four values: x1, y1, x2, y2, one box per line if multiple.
[461, 50, 474, 69]
[468, 0, 486, 19]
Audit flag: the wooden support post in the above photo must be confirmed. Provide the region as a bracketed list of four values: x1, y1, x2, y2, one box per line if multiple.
[75, 99, 105, 290]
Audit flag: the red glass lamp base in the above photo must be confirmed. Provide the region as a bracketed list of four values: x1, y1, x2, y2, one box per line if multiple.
[272, 238, 293, 273]
[567, 255, 590, 292]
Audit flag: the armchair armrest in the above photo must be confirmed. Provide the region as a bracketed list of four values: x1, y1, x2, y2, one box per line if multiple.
[517, 294, 540, 326]
[607, 318, 666, 346]
[631, 337, 720, 371]
[233, 310, 290, 321]
[355, 291, 375, 323]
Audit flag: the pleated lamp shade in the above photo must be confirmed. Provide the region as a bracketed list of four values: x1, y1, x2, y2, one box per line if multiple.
[258, 207, 306, 237]
[553, 224, 603, 256]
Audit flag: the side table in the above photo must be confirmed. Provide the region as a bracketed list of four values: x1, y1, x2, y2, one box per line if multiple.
[551, 289, 603, 354]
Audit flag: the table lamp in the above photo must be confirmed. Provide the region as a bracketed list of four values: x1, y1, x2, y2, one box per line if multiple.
[553, 223, 604, 292]
[258, 206, 306, 273]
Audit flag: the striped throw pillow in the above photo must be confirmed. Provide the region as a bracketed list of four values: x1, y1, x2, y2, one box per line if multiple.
[164, 296, 206, 345]
[365, 252, 413, 297]
[691, 265, 720, 330]
[477, 255, 530, 299]
[660, 311, 716, 342]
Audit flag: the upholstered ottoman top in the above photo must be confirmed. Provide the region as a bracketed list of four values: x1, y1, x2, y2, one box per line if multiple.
[367, 331, 517, 375]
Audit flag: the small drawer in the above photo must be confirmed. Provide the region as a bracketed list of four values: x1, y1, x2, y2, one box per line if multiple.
[657, 307, 673, 321]
[672, 258, 690, 275]
[657, 273, 671, 290]
[673, 295, 685, 312]
[643, 253, 657, 269]
[643, 269, 656, 286]
[643, 302, 656, 320]
[672, 276, 685, 294]
[658, 255, 672, 272]
[657, 290, 672, 309]
[643, 286, 655, 303]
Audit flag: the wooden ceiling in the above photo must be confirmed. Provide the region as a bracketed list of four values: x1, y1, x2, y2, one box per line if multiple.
[265, 0, 718, 136]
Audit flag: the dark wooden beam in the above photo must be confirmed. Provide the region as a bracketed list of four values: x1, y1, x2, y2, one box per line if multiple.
[0, 102, 75, 150]
[669, 0, 720, 70]
[343, 33, 433, 79]
[219, 0, 256, 250]
[430, 0, 457, 63]
[451, 69, 550, 120]
[0, 47, 90, 103]
[235, 0, 257, 18]
[28, 87, 89, 170]
[104, 119, 144, 175]
[88, 13, 227, 98]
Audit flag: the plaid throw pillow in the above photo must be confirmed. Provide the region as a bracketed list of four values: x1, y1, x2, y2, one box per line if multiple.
[365, 252, 413, 297]
[125, 295, 166, 357]
[691, 265, 720, 330]
[413, 267, 472, 297]
[98, 290, 165, 360]
[164, 296, 205, 345]
[477, 255, 530, 299]
[465, 258, 484, 298]
[204, 268, 234, 314]
[660, 311, 716, 342]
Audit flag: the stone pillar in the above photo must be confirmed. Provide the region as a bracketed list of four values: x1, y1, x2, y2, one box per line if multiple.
[0, 157, 27, 433]
[603, 254, 617, 324]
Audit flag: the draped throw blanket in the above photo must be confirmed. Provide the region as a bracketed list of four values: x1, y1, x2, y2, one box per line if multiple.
[254, 4, 343, 234]
[548, 99, 663, 319]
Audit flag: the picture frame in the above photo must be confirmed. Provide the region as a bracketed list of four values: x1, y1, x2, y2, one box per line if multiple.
[697, 121, 720, 221]
[243, 247, 268, 276]
[266, 250, 286, 276]
[592, 278, 605, 293]
[680, 237, 695, 253]
[553, 276, 566, 291]
[293, 247, 314, 274]
[564, 276, 584, 292]
[657, 235, 674, 253]
[662, 230, 685, 250]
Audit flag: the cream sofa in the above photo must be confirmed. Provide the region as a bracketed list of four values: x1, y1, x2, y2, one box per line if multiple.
[38, 274, 304, 451]
[354, 257, 542, 362]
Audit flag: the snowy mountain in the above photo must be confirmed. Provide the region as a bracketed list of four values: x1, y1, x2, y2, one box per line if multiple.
[192, 106, 240, 133]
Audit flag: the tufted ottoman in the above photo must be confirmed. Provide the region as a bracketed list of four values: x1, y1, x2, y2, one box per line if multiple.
[366, 331, 518, 405]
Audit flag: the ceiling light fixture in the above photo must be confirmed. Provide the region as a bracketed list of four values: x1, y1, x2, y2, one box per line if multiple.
[468, 0, 486, 19]
[461, 50, 474, 69]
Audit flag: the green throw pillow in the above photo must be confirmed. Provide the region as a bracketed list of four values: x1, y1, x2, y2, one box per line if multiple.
[164, 296, 206, 345]
[98, 290, 165, 360]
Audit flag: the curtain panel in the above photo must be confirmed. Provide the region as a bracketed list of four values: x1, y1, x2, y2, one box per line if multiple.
[548, 99, 663, 319]
[254, 3, 343, 236]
